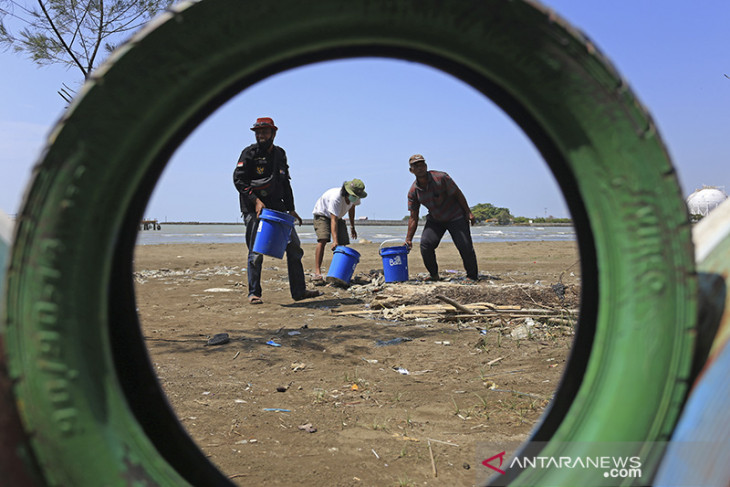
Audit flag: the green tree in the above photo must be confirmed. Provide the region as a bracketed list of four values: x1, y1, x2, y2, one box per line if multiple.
[496, 209, 511, 225]
[470, 202, 513, 223]
[0, 0, 173, 101]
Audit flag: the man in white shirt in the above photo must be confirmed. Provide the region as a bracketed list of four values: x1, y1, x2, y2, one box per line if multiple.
[312, 179, 367, 282]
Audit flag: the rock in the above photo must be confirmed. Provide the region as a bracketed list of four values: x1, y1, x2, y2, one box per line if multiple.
[206, 333, 230, 346]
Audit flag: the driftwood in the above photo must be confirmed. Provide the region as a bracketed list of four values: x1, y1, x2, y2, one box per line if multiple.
[434, 294, 473, 314]
[331, 302, 522, 316]
[331, 297, 577, 325]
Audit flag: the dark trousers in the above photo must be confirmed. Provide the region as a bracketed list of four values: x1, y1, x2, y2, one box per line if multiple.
[244, 213, 306, 299]
[420, 216, 478, 280]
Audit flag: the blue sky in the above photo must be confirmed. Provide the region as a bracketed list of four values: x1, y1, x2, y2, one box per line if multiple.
[1, 0, 729, 222]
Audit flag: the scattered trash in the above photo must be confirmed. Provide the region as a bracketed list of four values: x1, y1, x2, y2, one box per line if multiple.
[276, 386, 288, 392]
[483, 381, 497, 390]
[551, 282, 566, 300]
[463, 463, 471, 470]
[411, 369, 433, 375]
[287, 330, 301, 336]
[375, 337, 412, 347]
[479, 329, 488, 335]
[266, 339, 282, 347]
[371, 449, 380, 459]
[393, 367, 410, 375]
[263, 408, 290, 412]
[350, 384, 359, 391]
[206, 333, 230, 346]
[291, 362, 307, 371]
[298, 423, 317, 433]
[487, 356, 504, 366]
[203, 288, 234, 293]
[361, 358, 379, 364]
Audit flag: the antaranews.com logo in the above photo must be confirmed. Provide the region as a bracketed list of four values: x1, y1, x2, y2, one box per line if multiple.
[476, 441, 651, 486]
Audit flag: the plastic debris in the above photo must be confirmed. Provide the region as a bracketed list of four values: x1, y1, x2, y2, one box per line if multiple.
[203, 288, 234, 293]
[266, 339, 282, 347]
[298, 423, 317, 433]
[375, 337, 412, 347]
[551, 282, 566, 300]
[394, 367, 410, 375]
[263, 408, 290, 412]
[206, 333, 230, 346]
[287, 330, 301, 336]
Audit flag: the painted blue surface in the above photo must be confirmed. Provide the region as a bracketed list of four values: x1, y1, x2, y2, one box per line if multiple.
[654, 340, 730, 486]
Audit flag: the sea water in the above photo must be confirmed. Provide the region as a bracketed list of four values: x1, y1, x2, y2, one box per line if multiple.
[136, 223, 575, 245]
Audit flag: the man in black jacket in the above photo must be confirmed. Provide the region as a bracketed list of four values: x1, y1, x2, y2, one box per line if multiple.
[233, 117, 322, 304]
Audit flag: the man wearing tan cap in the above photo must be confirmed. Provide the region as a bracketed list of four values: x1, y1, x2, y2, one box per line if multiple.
[405, 154, 478, 281]
[233, 117, 323, 304]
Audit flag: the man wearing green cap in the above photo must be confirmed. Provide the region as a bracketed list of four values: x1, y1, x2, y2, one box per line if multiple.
[311, 179, 368, 283]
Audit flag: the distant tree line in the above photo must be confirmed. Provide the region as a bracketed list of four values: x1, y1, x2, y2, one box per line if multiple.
[403, 202, 572, 225]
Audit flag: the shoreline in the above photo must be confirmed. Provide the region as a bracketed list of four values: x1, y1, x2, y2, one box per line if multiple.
[147, 220, 575, 227]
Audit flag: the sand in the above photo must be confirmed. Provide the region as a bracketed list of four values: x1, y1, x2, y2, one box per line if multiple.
[133, 240, 581, 486]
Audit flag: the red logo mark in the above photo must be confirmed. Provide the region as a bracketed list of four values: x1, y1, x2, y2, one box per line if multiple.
[482, 451, 507, 474]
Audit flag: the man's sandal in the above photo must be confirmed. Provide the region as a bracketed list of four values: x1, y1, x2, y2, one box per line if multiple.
[248, 295, 263, 305]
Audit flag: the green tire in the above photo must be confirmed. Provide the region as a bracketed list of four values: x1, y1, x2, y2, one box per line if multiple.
[1, 1, 696, 485]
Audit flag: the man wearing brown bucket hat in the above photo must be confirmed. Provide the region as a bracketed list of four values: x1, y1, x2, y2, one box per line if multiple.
[405, 154, 479, 281]
[233, 117, 323, 304]
[311, 179, 368, 284]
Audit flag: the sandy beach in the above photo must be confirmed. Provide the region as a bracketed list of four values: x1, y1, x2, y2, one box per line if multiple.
[133, 241, 580, 486]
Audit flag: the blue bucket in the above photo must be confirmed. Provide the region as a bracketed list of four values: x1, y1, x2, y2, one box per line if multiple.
[326, 246, 361, 285]
[252, 209, 296, 259]
[379, 242, 409, 282]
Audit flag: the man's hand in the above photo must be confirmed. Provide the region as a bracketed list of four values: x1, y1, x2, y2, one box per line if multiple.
[255, 199, 266, 218]
[330, 241, 338, 251]
[289, 210, 303, 226]
[467, 211, 476, 226]
[405, 238, 413, 250]
[350, 226, 357, 240]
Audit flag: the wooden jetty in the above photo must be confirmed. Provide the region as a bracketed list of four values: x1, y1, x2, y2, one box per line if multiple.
[139, 219, 161, 231]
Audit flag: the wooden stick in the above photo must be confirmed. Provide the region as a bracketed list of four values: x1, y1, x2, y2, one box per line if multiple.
[435, 294, 474, 314]
[428, 440, 438, 478]
[427, 438, 460, 447]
